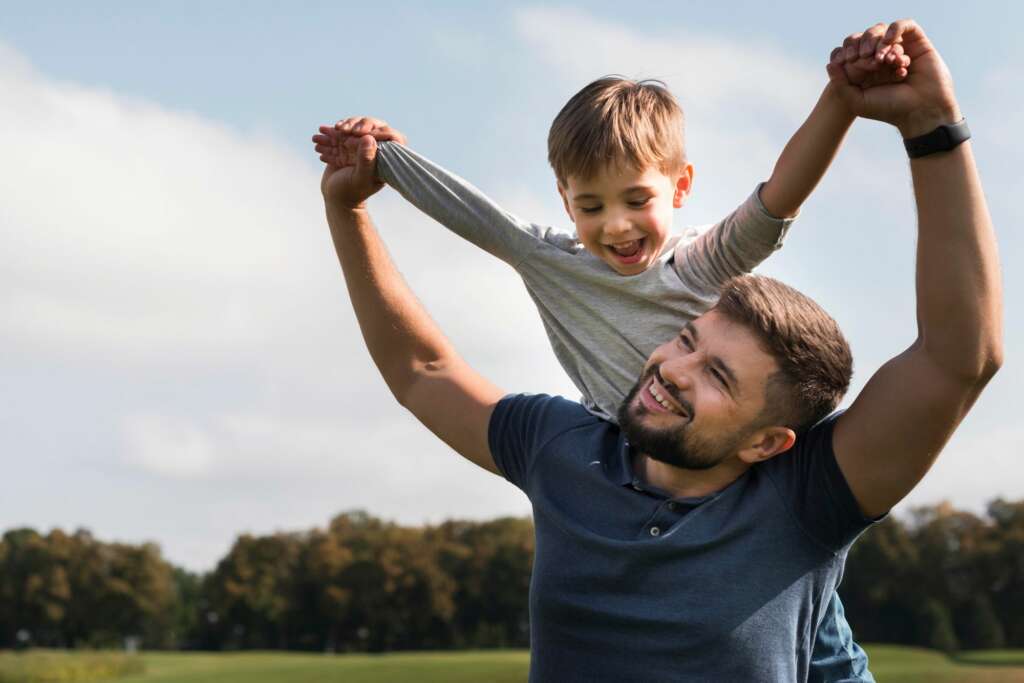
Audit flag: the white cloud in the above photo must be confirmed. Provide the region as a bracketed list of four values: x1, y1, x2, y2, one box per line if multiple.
[123, 414, 217, 478]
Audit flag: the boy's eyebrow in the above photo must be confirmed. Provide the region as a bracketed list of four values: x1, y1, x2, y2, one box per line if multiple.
[683, 322, 740, 394]
[572, 185, 657, 201]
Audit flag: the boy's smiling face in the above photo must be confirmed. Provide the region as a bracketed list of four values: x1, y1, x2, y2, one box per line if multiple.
[559, 162, 694, 276]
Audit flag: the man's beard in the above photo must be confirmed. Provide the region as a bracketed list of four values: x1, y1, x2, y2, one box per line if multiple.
[617, 366, 746, 471]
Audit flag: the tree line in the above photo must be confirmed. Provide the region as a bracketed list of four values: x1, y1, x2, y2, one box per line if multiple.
[1, 500, 1022, 653]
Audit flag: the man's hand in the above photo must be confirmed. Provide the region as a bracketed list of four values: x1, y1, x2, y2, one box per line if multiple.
[312, 117, 408, 210]
[827, 20, 960, 137]
[834, 22, 911, 88]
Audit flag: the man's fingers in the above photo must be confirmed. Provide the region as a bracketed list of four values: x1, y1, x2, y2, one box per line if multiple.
[336, 117, 361, 133]
[883, 19, 932, 56]
[860, 23, 886, 60]
[353, 135, 379, 183]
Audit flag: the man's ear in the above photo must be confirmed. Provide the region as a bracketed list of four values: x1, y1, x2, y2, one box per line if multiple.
[672, 163, 695, 209]
[558, 182, 575, 223]
[737, 425, 796, 465]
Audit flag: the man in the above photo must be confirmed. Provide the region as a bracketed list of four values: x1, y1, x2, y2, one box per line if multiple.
[319, 20, 1001, 682]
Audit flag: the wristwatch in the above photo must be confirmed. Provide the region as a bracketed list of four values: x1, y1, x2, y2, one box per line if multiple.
[903, 119, 971, 158]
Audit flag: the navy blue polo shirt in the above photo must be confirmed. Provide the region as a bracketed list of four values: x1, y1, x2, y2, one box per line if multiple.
[489, 393, 877, 683]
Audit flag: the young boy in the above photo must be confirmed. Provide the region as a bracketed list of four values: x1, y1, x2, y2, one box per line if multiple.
[315, 47, 906, 423]
[313, 35, 907, 681]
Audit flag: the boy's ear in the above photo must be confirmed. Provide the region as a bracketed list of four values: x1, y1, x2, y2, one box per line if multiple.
[672, 164, 695, 209]
[557, 182, 575, 223]
[736, 425, 796, 465]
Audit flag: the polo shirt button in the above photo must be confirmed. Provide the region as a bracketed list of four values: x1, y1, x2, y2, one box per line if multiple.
[666, 502, 677, 511]
[632, 479, 642, 491]
[650, 526, 661, 537]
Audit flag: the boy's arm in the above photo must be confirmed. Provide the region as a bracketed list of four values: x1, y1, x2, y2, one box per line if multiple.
[316, 117, 554, 267]
[756, 83, 855, 219]
[322, 134, 505, 475]
[673, 26, 910, 293]
[758, 23, 909, 218]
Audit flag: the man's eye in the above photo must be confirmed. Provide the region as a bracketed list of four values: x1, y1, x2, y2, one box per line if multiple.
[709, 367, 726, 386]
[678, 335, 693, 349]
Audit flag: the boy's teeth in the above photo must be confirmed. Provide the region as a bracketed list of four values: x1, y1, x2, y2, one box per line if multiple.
[612, 241, 641, 256]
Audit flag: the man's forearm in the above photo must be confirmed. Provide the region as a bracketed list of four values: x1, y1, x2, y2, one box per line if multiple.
[910, 137, 1003, 380]
[326, 202, 457, 399]
[759, 83, 855, 218]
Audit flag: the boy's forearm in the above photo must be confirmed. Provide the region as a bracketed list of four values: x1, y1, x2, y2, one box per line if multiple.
[759, 83, 855, 219]
[375, 142, 539, 264]
[325, 201, 457, 399]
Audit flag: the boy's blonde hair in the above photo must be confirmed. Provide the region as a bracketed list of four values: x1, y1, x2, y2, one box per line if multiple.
[547, 76, 686, 185]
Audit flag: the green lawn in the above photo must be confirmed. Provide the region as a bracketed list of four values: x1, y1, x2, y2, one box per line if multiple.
[3, 646, 1024, 682]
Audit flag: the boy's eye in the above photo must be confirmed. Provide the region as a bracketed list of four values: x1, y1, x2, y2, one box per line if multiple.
[578, 205, 602, 214]
[628, 198, 651, 208]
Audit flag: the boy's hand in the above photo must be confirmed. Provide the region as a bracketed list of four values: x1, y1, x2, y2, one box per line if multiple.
[313, 116, 407, 167]
[313, 117, 408, 210]
[833, 23, 911, 89]
[826, 20, 960, 138]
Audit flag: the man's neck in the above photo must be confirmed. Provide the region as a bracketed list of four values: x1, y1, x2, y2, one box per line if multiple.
[635, 452, 751, 499]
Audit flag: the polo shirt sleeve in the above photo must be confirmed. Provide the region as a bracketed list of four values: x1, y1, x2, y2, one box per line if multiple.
[763, 412, 881, 552]
[487, 393, 581, 491]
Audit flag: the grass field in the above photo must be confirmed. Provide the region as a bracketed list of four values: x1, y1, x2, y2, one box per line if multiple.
[3, 645, 1024, 682]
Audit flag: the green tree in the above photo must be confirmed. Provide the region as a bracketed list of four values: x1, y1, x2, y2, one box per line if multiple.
[204, 532, 304, 649]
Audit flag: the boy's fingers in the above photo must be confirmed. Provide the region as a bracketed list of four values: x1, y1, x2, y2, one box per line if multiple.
[843, 33, 862, 62]
[829, 47, 843, 65]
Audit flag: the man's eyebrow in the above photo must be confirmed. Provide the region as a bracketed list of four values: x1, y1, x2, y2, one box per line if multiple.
[683, 322, 740, 393]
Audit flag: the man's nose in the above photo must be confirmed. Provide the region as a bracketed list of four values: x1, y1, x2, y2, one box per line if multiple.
[658, 356, 696, 392]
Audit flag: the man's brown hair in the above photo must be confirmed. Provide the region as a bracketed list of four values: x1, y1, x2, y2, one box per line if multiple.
[714, 275, 853, 432]
[547, 76, 686, 185]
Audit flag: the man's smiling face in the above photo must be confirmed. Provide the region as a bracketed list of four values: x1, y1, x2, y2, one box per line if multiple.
[618, 310, 782, 470]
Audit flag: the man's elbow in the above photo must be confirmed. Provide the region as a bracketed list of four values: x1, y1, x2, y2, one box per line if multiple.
[978, 342, 1004, 384]
[388, 358, 452, 409]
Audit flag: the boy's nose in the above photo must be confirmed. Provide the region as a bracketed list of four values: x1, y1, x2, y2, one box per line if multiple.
[604, 212, 633, 237]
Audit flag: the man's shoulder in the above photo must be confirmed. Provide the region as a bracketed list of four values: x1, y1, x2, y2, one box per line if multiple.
[488, 393, 614, 489]
[491, 393, 606, 436]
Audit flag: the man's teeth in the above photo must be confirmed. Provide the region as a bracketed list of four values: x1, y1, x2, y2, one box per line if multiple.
[649, 383, 681, 415]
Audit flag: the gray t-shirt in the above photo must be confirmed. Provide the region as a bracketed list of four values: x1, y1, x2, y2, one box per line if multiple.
[376, 141, 794, 421]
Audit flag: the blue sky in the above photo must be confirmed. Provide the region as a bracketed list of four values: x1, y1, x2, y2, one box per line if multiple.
[2, 2, 1022, 571]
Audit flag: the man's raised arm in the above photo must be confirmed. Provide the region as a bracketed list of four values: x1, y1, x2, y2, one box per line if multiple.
[828, 20, 1003, 518]
[320, 132, 505, 475]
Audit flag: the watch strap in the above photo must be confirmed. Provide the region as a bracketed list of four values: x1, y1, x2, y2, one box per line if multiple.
[904, 119, 971, 158]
